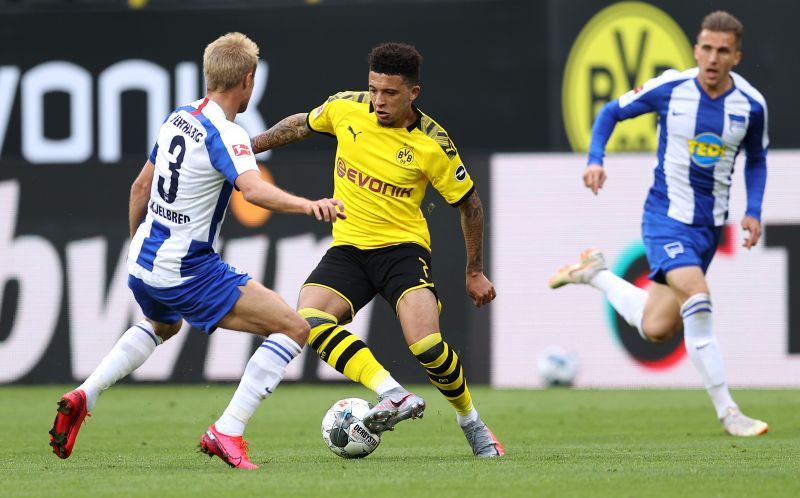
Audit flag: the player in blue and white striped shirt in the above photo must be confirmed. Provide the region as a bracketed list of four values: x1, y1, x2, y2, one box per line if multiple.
[50, 33, 345, 468]
[550, 11, 768, 436]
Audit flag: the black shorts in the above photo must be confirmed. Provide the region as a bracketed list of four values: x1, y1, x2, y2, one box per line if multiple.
[304, 243, 439, 322]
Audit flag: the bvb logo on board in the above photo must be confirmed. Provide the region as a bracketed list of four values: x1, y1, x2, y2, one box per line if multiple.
[562, 2, 694, 152]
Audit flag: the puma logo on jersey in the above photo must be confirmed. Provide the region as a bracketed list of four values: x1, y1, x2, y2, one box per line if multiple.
[347, 125, 363, 142]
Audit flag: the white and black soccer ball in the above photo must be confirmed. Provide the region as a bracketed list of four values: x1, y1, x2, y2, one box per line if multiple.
[537, 347, 579, 387]
[321, 397, 381, 458]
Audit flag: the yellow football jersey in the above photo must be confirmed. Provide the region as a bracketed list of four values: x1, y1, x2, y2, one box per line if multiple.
[307, 91, 474, 251]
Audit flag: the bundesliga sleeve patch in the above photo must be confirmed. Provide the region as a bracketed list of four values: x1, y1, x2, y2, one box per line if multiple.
[454, 164, 467, 181]
[232, 144, 252, 157]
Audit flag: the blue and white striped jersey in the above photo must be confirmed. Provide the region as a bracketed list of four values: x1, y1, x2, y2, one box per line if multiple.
[127, 97, 259, 288]
[589, 68, 768, 226]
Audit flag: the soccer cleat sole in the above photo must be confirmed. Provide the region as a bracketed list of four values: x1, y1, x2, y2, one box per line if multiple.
[548, 250, 605, 289]
[548, 263, 587, 289]
[548, 269, 575, 289]
[199, 439, 223, 460]
[198, 432, 258, 469]
[49, 428, 68, 458]
[49, 397, 76, 459]
[726, 423, 769, 437]
[479, 428, 505, 458]
[364, 401, 425, 433]
[199, 434, 234, 467]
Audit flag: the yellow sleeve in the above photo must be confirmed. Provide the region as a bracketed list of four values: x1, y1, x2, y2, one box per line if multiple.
[307, 97, 338, 136]
[307, 91, 369, 136]
[424, 136, 475, 206]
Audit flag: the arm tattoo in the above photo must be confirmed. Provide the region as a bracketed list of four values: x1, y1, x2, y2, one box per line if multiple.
[251, 113, 312, 153]
[459, 190, 484, 274]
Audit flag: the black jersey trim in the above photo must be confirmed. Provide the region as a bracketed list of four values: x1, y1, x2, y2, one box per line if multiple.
[450, 185, 475, 207]
[406, 106, 422, 132]
[306, 113, 335, 138]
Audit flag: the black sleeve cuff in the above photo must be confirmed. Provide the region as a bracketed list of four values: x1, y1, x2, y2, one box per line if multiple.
[306, 114, 335, 138]
[450, 185, 475, 207]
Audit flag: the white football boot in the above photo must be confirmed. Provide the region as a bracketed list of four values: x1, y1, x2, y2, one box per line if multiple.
[721, 407, 768, 437]
[548, 248, 607, 289]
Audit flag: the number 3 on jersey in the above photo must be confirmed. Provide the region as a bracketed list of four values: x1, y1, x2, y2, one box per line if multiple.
[157, 135, 186, 204]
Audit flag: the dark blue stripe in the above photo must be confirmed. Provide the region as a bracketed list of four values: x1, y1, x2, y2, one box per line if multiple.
[265, 339, 296, 359]
[741, 94, 767, 219]
[149, 108, 183, 163]
[682, 307, 712, 319]
[261, 343, 292, 364]
[742, 95, 766, 160]
[644, 79, 689, 218]
[648, 107, 671, 217]
[149, 143, 159, 164]
[135, 324, 159, 347]
[150, 106, 193, 163]
[135, 219, 170, 271]
[691, 82, 726, 225]
[185, 107, 236, 246]
[207, 181, 233, 245]
[191, 112, 239, 184]
[682, 299, 712, 315]
[179, 240, 218, 277]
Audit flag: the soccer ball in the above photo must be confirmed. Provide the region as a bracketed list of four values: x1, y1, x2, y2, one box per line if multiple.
[321, 397, 381, 458]
[537, 347, 579, 387]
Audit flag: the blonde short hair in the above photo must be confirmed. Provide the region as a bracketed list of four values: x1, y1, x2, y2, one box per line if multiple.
[203, 32, 259, 92]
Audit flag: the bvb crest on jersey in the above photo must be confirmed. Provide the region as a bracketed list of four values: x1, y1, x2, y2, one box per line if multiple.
[396, 146, 414, 165]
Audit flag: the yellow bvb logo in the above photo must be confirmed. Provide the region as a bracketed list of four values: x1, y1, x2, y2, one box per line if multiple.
[562, 2, 694, 152]
[396, 146, 414, 165]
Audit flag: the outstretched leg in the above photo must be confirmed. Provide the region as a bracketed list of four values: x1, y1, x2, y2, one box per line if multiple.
[302, 308, 396, 393]
[395, 288, 504, 457]
[666, 267, 768, 437]
[550, 249, 652, 336]
[49, 318, 181, 459]
[297, 285, 424, 431]
[204, 280, 308, 469]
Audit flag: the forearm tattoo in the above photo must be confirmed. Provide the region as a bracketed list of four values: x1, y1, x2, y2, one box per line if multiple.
[251, 113, 312, 153]
[460, 190, 484, 274]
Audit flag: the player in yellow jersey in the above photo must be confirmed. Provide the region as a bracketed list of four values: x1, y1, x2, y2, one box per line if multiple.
[207, 42, 503, 458]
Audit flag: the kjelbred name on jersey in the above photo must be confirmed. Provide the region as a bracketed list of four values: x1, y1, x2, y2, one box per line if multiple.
[149, 200, 191, 224]
[169, 114, 205, 143]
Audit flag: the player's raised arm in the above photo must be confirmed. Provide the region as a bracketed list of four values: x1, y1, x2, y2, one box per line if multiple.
[235, 169, 345, 222]
[128, 160, 155, 238]
[251, 113, 312, 153]
[458, 190, 496, 308]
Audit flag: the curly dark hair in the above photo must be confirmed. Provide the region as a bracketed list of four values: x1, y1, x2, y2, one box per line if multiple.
[368, 43, 422, 85]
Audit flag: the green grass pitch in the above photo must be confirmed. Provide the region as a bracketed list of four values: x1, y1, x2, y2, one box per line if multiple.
[2, 385, 798, 497]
